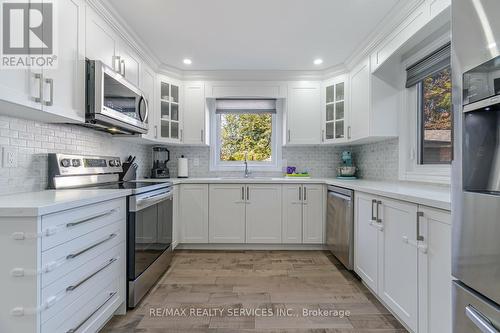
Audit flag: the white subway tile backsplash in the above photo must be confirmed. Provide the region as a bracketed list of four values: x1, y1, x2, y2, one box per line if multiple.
[0, 115, 153, 195]
[0, 113, 400, 195]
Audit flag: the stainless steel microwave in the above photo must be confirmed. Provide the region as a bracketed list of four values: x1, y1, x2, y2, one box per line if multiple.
[85, 60, 148, 134]
[463, 55, 500, 112]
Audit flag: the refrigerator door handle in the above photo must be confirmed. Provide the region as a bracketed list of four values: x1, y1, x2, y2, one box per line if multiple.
[465, 305, 500, 333]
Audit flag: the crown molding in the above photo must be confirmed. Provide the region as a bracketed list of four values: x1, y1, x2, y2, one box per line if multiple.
[344, 0, 425, 70]
[86, 0, 162, 71]
[88, 0, 429, 81]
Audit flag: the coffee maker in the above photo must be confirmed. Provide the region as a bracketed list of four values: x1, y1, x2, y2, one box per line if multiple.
[151, 146, 170, 178]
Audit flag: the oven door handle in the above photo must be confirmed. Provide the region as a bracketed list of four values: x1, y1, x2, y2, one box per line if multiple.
[133, 191, 173, 211]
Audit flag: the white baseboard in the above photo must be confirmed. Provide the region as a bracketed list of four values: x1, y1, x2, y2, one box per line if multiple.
[175, 243, 327, 251]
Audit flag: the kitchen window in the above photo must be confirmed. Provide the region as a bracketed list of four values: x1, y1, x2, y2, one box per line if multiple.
[400, 41, 452, 183]
[210, 99, 282, 171]
[417, 67, 452, 164]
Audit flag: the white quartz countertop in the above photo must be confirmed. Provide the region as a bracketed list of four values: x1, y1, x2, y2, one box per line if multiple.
[138, 177, 451, 210]
[0, 189, 132, 217]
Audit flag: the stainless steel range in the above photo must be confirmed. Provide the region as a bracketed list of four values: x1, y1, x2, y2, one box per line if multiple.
[48, 153, 173, 308]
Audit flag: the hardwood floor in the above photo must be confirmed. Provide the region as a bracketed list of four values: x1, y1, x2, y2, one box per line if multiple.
[102, 250, 407, 333]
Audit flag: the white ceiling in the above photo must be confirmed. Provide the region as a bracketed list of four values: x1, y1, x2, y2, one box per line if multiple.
[104, 0, 401, 71]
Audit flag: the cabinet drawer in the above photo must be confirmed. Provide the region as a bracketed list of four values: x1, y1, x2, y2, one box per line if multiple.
[41, 243, 123, 324]
[41, 220, 125, 288]
[42, 198, 125, 252]
[41, 276, 122, 333]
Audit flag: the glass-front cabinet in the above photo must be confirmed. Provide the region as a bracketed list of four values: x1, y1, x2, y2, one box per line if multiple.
[158, 77, 181, 142]
[323, 76, 348, 143]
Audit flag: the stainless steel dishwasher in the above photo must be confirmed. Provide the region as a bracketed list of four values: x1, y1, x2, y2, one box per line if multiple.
[326, 185, 354, 270]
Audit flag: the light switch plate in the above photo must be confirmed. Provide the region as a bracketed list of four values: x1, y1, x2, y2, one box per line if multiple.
[2, 147, 18, 168]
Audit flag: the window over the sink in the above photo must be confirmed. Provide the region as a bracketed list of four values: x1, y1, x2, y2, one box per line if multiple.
[209, 99, 282, 171]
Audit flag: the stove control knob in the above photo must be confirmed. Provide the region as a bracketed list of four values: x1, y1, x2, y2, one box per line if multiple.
[60, 159, 71, 168]
[109, 160, 116, 167]
[71, 159, 81, 167]
[114, 160, 121, 167]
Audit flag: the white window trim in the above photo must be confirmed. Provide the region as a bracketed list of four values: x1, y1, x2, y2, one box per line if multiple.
[398, 35, 451, 185]
[209, 99, 283, 172]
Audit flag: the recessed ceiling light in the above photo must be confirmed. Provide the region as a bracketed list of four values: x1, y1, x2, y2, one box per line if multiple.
[313, 58, 323, 65]
[183, 58, 192, 65]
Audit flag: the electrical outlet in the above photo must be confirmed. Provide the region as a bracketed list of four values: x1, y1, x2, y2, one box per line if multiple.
[3, 147, 18, 168]
[193, 158, 200, 167]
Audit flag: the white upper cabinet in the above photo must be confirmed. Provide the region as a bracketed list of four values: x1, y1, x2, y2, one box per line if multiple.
[246, 185, 282, 243]
[0, 0, 85, 123]
[117, 42, 141, 87]
[286, 82, 321, 145]
[349, 58, 398, 143]
[140, 64, 156, 140]
[85, 7, 119, 71]
[157, 76, 182, 143]
[182, 82, 206, 145]
[209, 184, 246, 243]
[322, 75, 348, 143]
[41, 0, 85, 123]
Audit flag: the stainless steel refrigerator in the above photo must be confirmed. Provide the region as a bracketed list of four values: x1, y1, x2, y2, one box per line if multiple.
[452, 0, 500, 332]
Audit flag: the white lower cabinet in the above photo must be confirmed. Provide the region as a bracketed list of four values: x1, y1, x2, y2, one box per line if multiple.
[209, 184, 246, 243]
[354, 192, 379, 291]
[417, 206, 452, 333]
[180, 184, 209, 243]
[302, 184, 324, 244]
[0, 197, 127, 333]
[378, 198, 418, 332]
[281, 184, 325, 244]
[354, 191, 451, 333]
[282, 184, 303, 243]
[246, 184, 282, 243]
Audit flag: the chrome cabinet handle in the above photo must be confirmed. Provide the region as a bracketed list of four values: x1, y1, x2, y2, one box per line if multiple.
[66, 209, 115, 228]
[66, 234, 116, 260]
[416, 211, 424, 241]
[44, 78, 53, 106]
[112, 55, 121, 72]
[120, 59, 125, 76]
[376, 200, 382, 223]
[321, 130, 325, 142]
[246, 187, 249, 201]
[33, 73, 43, 103]
[201, 129, 204, 143]
[298, 186, 302, 201]
[371, 199, 377, 221]
[66, 258, 117, 292]
[288, 129, 291, 142]
[154, 125, 158, 138]
[348, 126, 351, 139]
[303, 186, 307, 201]
[66, 291, 117, 333]
[241, 186, 244, 201]
[465, 305, 499, 333]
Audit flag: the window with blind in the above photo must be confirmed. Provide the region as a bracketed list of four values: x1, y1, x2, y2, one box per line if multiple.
[213, 99, 278, 167]
[406, 43, 452, 165]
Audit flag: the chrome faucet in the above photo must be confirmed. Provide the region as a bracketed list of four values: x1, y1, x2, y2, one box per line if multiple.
[244, 153, 250, 178]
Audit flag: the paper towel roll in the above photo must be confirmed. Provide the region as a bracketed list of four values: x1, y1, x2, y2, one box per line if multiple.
[178, 155, 188, 178]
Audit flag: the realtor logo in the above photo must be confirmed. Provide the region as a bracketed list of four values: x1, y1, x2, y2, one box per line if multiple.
[1, 0, 57, 68]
